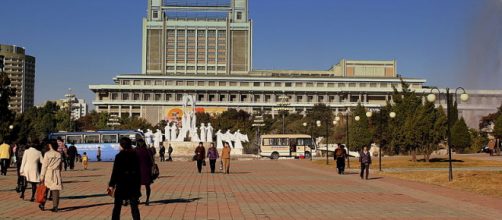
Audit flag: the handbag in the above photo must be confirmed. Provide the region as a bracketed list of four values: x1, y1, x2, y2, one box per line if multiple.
[107, 187, 115, 198]
[35, 183, 47, 204]
[151, 163, 160, 181]
[202, 160, 206, 166]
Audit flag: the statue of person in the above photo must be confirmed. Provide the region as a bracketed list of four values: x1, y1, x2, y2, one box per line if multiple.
[154, 129, 163, 149]
[170, 123, 178, 141]
[206, 123, 214, 143]
[200, 123, 207, 143]
[215, 129, 224, 149]
[234, 130, 244, 149]
[190, 128, 200, 142]
[145, 129, 153, 147]
[223, 130, 235, 149]
[164, 123, 171, 142]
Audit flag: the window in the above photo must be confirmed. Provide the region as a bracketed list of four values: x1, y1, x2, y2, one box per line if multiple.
[187, 81, 195, 86]
[285, 82, 292, 87]
[155, 80, 163, 86]
[230, 82, 237, 86]
[153, 10, 158, 19]
[219, 81, 227, 86]
[155, 94, 161, 101]
[253, 82, 261, 87]
[360, 83, 367, 87]
[209, 81, 216, 86]
[122, 93, 129, 100]
[275, 82, 282, 87]
[306, 83, 314, 87]
[317, 83, 325, 87]
[133, 80, 141, 85]
[111, 93, 118, 100]
[144, 94, 151, 101]
[295, 82, 303, 87]
[66, 135, 83, 144]
[144, 80, 151, 85]
[339, 83, 346, 88]
[237, 12, 242, 20]
[349, 83, 356, 88]
[370, 83, 377, 88]
[197, 81, 205, 86]
[101, 134, 118, 143]
[133, 93, 140, 100]
[241, 82, 249, 87]
[84, 135, 100, 144]
[122, 80, 130, 85]
[176, 81, 184, 86]
[264, 82, 272, 87]
[263, 138, 278, 146]
[328, 83, 335, 88]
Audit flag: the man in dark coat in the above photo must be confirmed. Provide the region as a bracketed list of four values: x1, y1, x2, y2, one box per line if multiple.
[109, 137, 141, 220]
[67, 144, 78, 170]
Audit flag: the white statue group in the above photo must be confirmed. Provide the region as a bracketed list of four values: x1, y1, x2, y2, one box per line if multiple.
[140, 94, 249, 150]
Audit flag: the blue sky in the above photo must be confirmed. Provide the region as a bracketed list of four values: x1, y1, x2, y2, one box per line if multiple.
[0, 0, 501, 108]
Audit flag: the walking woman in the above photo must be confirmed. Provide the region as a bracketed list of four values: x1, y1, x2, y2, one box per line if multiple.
[359, 146, 372, 180]
[109, 137, 141, 220]
[39, 140, 63, 212]
[135, 139, 153, 206]
[221, 142, 231, 174]
[207, 143, 219, 174]
[20, 143, 43, 201]
[334, 144, 347, 175]
[194, 142, 206, 173]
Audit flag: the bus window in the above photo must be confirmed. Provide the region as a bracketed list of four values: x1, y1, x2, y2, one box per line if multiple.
[263, 138, 276, 146]
[66, 135, 83, 144]
[50, 135, 65, 141]
[102, 134, 118, 143]
[279, 138, 289, 146]
[296, 138, 304, 146]
[84, 135, 100, 144]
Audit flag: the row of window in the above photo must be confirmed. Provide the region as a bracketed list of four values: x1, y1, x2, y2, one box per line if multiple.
[120, 79, 408, 89]
[108, 92, 377, 103]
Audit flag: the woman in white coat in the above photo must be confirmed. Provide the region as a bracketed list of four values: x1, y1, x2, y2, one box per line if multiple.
[39, 141, 63, 212]
[19, 144, 43, 201]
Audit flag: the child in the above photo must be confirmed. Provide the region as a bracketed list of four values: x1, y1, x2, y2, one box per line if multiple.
[82, 152, 89, 170]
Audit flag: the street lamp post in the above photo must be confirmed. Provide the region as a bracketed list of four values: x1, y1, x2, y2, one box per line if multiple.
[378, 111, 396, 171]
[303, 122, 314, 161]
[277, 94, 290, 134]
[427, 87, 469, 182]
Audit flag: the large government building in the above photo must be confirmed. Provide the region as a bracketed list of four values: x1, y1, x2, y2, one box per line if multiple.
[0, 44, 35, 113]
[90, 0, 502, 129]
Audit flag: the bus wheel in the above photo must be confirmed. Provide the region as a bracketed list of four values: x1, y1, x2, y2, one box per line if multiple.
[305, 152, 312, 159]
[271, 152, 279, 160]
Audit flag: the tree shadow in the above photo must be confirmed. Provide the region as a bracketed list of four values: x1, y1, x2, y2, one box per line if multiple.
[59, 202, 113, 212]
[224, 172, 251, 175]
[61, 193, 108, 200]
[72, 174, 104, 178]
[150, 198, 200, 206]
[158, 176, 174, 179]
[416, 158, 464, 163]
[367, 177, 383, 180]
[62, 180, 90, 184]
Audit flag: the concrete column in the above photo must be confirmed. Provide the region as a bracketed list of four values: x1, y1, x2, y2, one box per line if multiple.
[364, 94, 368, 103]
[129, 106, 133, 117]
[118, 106, 122, 117]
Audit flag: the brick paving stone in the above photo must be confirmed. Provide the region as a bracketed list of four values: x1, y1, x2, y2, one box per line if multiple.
[0, 159, 501, 219]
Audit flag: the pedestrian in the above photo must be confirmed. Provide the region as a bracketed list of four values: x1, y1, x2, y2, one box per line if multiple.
[108, 137, 141, 220]
[0, 139, 11, 176]
[39, 140, 63, 212]
[207, 143, 219, 174]
[15, 142, 28, 193]
[159, 144, 165, 162]
[97, 147, 102, 161]
[194, 142, 206, 173]
[20, 143, 43, 201]
[11, 142, 17, 167]
[67, 144, 77, 170]
[488, 139, 495, 156]
[334, 144, 347, 175]
[167, 144, 173, 161]
[56, 137, 68, 171]
[82, 152, 89, 170]
[135, 139, 153, 205]
[359, 146, 372, 180]
[221, 142, 231, 174]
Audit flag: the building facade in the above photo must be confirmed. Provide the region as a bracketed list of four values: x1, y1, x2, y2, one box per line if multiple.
[90, 0, 502, 129]
[53, 98, 88, 120]
[0, 44, 35, 113]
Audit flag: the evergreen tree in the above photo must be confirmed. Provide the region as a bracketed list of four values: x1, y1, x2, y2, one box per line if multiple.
[494, 114, 502, 141]
[0, 71, 15, 142]
[348, 103, 372, 150]
[450, 117, 471, 153]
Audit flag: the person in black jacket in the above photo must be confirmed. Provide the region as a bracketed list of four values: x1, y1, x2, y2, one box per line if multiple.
[108, 137, 141, 220]
[359, 146, 372, 180]
[67, 144, 78, 170]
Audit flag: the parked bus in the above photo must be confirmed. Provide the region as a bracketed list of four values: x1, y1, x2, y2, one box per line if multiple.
[48, 130, 144, 161]
[260, 134, 315, 159]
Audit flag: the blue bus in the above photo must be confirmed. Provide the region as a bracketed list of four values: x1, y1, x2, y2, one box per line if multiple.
[48, 130, 144, 162]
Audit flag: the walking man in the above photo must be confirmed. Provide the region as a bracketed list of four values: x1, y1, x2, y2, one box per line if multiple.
[97, 147, 102, 161]
[222, 142, 231, 174]
[159, 144, 165, 162]
[167, 144, 173, 161]
[334, 144, 347, 175]
[359, 146, 372, 180]
[67, 144, 77, 170]
[0, 140, 11, 175]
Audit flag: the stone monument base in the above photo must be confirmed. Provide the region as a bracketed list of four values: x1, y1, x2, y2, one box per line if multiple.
[163, 141, 243, 157]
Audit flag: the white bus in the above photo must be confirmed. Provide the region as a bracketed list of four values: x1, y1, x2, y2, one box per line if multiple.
[260, 134, 315, 159]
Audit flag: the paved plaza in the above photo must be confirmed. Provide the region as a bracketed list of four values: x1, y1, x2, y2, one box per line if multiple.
[0, 159, 501, 220]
